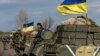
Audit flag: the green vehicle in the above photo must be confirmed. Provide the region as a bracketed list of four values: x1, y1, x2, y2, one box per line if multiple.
[12, 25, 100, 56]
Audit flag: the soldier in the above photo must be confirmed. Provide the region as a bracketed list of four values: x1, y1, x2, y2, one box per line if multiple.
[2, 36, 7, 50]
[29, 22, 44, 56]
[12, 30, 26, 56]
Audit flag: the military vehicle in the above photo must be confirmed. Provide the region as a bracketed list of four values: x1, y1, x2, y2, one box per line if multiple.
[11, 16, 100, 56]
[11, 24, 100, 56]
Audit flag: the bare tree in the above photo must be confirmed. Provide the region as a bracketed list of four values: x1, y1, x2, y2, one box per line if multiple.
[16, 9, 29, 30]
[42, 16, 54, 30]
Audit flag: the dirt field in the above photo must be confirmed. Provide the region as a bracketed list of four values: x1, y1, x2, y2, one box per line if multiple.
[0, 41, 17, 56]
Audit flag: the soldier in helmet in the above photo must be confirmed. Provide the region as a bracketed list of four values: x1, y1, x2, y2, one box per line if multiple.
[29, 22, 44, 56]
[12, 30, 26, 55]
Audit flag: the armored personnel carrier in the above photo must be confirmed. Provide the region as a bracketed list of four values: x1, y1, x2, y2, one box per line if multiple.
[12, 25, 100, 56]
[12, 16, 100, 56]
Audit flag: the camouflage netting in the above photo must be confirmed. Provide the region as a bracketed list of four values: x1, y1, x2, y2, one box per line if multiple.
[61, 16, 97, 26]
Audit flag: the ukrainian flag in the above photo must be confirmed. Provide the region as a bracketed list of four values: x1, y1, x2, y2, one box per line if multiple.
[21, 22, 34, 32]
[57, 0, 87, 15]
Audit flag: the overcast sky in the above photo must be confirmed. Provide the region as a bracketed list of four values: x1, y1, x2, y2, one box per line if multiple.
[0, 0, 100, 31]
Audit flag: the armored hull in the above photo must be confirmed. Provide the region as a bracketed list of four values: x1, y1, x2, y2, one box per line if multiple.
[12, 25, 100, 56]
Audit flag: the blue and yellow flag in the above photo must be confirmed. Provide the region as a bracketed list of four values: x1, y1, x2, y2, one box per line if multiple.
[57, 0, 87, 15]
[22, 22, 34, 32]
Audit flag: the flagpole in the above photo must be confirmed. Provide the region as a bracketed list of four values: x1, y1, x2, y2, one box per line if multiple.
[85, 13, 89, 45]
[86, 13, 90, 45]
[85, 0, 91, 45]
[85, 13, 94, 45]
